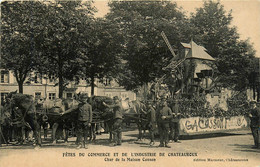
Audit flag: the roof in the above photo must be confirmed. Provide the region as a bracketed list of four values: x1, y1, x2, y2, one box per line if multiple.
[184, 41, 215, 61]
[181, 42, 191, 48]
[181, 42, 207, 51]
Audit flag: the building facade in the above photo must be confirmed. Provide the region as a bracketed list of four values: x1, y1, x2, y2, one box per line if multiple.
[0, 70, 136, 105]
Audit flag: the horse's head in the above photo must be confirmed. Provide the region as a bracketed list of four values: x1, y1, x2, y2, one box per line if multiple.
[62, 98, 79, 110]
[91, 96, 113, 113]
[2, 90, 18, 106]
[0, 105, 12, 125]
[36, 97, 45, 105]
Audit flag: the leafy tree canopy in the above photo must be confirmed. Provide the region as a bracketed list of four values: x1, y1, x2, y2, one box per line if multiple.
[1, 1, 47, 93]
[190, 1, 255, 90]
[36, 0, 96, 97]
[77, 17, 123, 95]
[106, 1, 191, 91]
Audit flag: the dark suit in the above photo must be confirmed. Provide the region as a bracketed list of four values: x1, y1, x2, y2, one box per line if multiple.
[249, 107, 260, 147]
[170, 104, 181, 142]
[106, 103, 123, 145]
[147, 106, 156, 142]
[77, 102, 92, 147]
[157, 105, 173, 145]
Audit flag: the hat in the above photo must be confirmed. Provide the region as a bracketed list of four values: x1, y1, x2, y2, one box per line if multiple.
[79, 93, 88, 100]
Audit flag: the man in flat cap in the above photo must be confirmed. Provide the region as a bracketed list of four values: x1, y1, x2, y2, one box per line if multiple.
[157, 99, 173, 148]
[76, 94, 92, 149]
[170, 101, 181, 143]
[147, 100, 156, 146]
[103, 96, 123, 146]
[248, 100, 260, 148]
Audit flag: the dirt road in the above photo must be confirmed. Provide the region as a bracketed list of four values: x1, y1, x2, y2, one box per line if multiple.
[0, 129, 259, 167]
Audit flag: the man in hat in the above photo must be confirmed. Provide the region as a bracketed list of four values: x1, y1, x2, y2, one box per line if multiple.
[169, 101, 181, 143]
[157, 99, 173, 148]
[103, 96, 123, 146]
[248, 100, 260, 148]
[76, 94, 92, 149]
[147, 100, 156, 146]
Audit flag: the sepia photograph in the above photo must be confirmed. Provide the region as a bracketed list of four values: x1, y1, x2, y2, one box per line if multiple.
[0, 0, 259, 167]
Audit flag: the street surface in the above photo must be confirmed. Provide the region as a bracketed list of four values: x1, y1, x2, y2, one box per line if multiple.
[0, 128, 259, 167]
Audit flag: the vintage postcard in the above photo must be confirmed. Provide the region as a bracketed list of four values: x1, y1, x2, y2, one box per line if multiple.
[0, 0, 259, 167]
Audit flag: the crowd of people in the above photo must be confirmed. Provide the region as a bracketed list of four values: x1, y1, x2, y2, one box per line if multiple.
[1, 93, 259, 149]
[71, 95, 260, 149]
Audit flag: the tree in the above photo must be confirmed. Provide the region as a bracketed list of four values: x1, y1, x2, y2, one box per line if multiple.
[1, 1, 47, 93]
[190, 1, 255, 90]
[36, 0, 96, 98]
[106, 1, 191, 97]
[77, 18, 123, 96]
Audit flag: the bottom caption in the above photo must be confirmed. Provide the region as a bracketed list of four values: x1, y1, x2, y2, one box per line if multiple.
[62, 152, 249, 163]
[62, 152, 198, 162]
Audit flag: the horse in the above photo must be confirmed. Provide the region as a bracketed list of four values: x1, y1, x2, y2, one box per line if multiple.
[37, 95, 114, 144]
[4, 91, 42, 147]
[122, 99, 149, 141]
[0, 104, 13, 145]
[36, 98, 79, 144]
[91, 96, 114, 142]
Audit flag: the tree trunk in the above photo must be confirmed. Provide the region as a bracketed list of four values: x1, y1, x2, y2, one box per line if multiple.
[14, 70, 25, 94]
[90, 75, 95, 96]
[18, 81, 23, 94]
[58, 57, 64, 99]
[58, 75, 63, 98]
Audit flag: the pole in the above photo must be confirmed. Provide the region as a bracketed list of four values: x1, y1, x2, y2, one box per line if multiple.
[161, 31, 176, 57]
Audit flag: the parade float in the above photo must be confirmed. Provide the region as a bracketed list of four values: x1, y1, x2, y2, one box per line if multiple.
[148, 33, 250, 135]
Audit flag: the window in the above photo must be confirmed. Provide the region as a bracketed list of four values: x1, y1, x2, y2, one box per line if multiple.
[67, 93, 73, 99]
[1, 70, 9, 83]
[103, 78, 111, 86]
[49, 75, 55, 83]
[105, 93, 112, 98]
[35, 92, 41, 100]
[1, 93, 9, 106]
[33, 73, 42, 84]
[49, 93, 56, 100]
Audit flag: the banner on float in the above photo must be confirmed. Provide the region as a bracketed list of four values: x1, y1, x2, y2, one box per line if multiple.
[179, 116, 249, 135]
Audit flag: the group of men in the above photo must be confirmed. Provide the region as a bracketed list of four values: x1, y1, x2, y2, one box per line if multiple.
[0, 94, 182, 149]
[0, 100, 34, 146]
[2, 93, 259, 149]
[146, 99, 181, 148]
[75, 94, 126, 148]
[0, 94, 181, 149]
[77, 96, 260, 149]
[76, 93, 181, 149]
[102, 97, 182, 148]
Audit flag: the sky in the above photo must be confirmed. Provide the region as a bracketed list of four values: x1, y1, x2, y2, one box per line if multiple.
[93, 0, 260, 57]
